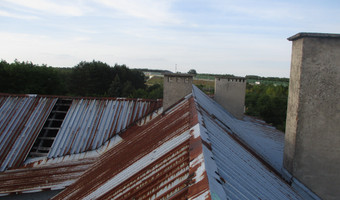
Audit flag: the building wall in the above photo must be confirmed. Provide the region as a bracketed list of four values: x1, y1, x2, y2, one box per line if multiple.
[163, 74, 193, 111]
[284, 33, 340, 200]
[214, 77, 246, 119]
[284, 38, 303, 173]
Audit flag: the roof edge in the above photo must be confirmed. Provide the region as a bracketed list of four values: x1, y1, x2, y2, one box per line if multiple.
[0, 93, 162, 102]
[288, 32, 340, 41]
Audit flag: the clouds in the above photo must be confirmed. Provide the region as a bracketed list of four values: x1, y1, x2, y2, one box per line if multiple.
[0, 0, 340, 77]
[0, 10, 39, 20]
[2, 0, 88, 17]
[94, 0, 180, 24]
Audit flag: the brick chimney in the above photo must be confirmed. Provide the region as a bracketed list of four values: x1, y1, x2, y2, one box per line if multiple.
[214, 77, 246, 119]
[163, 73, 193, 111]
[284, 33, 340, 200]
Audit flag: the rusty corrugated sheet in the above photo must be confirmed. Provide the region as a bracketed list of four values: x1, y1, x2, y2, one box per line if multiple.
[0, 95, 57, 171]
[52, 97, 194, 199]
[48, 98, 162, 158]
[0, 156, 97, 195]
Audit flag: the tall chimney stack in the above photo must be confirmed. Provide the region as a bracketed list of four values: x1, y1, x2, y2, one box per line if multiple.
[214, 77, 246, 119]
[163, 73, 193, 111]
[284, 33, 340, 200]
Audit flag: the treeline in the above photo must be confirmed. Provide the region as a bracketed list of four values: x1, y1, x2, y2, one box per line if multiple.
[245, 84, 288, 131]
[245, 75, 289, 82]
[0, 60, 163, 99]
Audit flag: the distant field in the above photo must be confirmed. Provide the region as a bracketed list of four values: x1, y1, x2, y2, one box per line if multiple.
[193, 79, 215, 95]
[146, 76, 163, 86]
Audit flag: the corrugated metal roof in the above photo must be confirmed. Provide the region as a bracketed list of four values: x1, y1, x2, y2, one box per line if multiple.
[0, 95, 57, 171]
[48, 98, 161, 158]
[0, 156, 97, 195]
[0, 94, 161, 173]
[192, 85, 285, 173]
[0, 86, 318, 199]
[192, 85, 303, 199]
[52, 97, 194, 199]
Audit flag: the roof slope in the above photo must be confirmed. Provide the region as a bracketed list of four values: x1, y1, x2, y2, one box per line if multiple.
[0, 157, 97, 196]
[192, 86, 285, 172]
[52, 96, 208, 199]
[0, 94, 161, 172]
[0, 95, 57, 171]
[192, 85, 303, 199]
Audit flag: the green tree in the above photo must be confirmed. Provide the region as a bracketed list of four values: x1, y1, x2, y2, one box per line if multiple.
[108, 75, 122, 97]
[188, 69, 197, 75]
[0, 60, 66, 95]
[146, 84, 163, 99]
[245, 84, 288, 131]
[69, 60, 114, 96]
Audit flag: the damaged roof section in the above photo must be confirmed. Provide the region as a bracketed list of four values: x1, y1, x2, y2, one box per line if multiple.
[0, 94, 162, 172]
[48, 98, 162, 158]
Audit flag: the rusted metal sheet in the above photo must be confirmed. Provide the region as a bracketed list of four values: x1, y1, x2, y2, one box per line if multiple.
[0, 95, 57, 171]
[0, 156, 97, 195]
[48, 98, 162, 158]
[52, 97, 193, 199]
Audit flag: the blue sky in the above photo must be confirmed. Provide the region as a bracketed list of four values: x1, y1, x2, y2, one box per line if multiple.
[1, 0, 340, 77]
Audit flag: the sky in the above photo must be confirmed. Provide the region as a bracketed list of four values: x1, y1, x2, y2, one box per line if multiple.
[1, 0, 340, 77]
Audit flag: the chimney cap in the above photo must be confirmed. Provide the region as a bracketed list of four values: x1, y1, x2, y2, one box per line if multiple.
[164, 73, 193, 77]
[288, 32, 340, 41]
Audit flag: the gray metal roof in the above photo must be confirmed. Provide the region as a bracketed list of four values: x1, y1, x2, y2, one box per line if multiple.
[192, 85, 304, 199]
[192, 86, 285, 173]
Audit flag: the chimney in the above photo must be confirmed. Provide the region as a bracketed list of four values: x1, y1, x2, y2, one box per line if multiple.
[284, 33, 340, 200]
[163, 73, 193, 111]
[214, 77, 246, 119]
